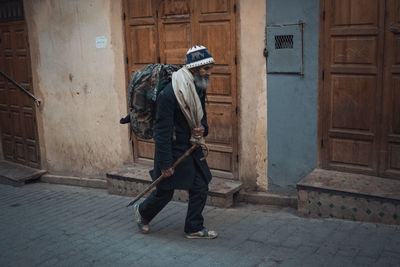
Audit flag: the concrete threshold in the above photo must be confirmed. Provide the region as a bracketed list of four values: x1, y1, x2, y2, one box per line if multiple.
[237, 191, 298, 208]
[40, 170, 297, 209]
[106, 163, 243, 208]
[0, 160, 47, 186]
[40, 174, 299, 211]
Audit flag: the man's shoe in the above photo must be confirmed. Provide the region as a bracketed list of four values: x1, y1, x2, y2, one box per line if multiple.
[185, 228, 218, 239]
[134, 203, 150, 234]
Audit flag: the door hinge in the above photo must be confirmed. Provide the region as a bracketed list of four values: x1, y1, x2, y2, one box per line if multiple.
[156, 10, 158, 18]
[322, 70, 325, 81]
[158, 56, 161, 63]
[236, 154, 239, 162]
[123, 12, 126, 21]
[322, 11, 325, 21]
[234, 4, 237, 13]
[235, 106, 238, 115]
[320, 138, 324, 148]
[263, 48, 268, 58]
[235, 55, 237, 65]
[126, 57, 128, 64]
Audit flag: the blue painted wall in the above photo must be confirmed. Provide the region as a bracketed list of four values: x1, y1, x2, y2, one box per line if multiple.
[267, 0, 319, 194]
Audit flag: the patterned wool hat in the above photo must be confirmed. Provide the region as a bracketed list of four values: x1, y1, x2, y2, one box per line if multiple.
[185, 45, 215, 69]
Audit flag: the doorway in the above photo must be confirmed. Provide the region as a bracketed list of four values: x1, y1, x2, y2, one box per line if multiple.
[319, 0, 400, 179]
[0, 0, 40, 168]
[123, 0, 238, 178]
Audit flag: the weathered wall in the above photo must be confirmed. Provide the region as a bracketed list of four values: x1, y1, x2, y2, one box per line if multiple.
[266, 0, 319, 194]
[24, 0, 131, 177]
[238, 0, 268, 191]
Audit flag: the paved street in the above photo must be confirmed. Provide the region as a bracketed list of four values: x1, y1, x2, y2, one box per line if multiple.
[1, 182, 399, 267]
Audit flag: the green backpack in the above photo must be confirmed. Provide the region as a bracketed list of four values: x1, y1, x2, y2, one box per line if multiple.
[120, 64, 180, 139]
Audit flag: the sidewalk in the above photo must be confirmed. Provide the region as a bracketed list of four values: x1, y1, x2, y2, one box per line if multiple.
[1, 182, 399, 267]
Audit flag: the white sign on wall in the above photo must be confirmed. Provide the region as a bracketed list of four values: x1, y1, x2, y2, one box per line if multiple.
[96, 36, 107, 49]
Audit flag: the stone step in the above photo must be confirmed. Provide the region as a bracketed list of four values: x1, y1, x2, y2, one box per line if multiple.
[106, 163, 242, 208]
[0, 160, 47, 187]
[297, 169, 400, 225]
[237, 191, 297, 208]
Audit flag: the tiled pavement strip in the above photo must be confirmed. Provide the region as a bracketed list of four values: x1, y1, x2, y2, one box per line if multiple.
[0, 183, 399, 267]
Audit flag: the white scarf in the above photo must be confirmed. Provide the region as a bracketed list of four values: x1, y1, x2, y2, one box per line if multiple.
[172, 67, 205, 144]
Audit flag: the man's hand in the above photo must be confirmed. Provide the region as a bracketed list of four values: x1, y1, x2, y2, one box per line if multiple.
[161, 168, 174, 177]
[192, 125, 205, 139]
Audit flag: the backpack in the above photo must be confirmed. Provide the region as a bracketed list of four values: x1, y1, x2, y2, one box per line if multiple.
[124, 64, 180, 139]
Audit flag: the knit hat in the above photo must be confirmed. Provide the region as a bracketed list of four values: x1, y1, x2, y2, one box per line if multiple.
[185, 45, 215, 69]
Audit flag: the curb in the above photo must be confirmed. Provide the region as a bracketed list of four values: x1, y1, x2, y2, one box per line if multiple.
[40, 175, 298, 208]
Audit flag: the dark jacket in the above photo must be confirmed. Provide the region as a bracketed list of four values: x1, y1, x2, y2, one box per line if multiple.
[151, 82, 212, 190]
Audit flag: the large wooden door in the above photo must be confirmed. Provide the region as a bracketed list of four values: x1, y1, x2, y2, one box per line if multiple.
[124, 0, 238, 178]
[320, 0, 400, 180]
[0, 19, 40, 168]
[380, 0, 400, 178]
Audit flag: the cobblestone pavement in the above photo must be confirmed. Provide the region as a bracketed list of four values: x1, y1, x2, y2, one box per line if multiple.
[1, 183, 399, 267]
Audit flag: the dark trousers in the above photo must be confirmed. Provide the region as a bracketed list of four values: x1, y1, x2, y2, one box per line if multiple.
[139, 170, 208, 233]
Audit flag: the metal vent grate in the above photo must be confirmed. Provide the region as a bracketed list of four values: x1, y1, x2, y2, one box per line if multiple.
[275, 35, 294, 49]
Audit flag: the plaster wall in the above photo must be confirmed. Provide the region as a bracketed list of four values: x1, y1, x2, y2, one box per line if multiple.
[238, 0, 268, 190]
[24, 0, 131, 177]
[266, 0, 319, 194]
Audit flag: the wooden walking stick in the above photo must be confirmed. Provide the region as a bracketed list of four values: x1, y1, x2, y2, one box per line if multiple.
[126, 143, 199, 207]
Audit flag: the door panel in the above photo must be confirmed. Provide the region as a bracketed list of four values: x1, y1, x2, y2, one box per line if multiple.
[321, 0, 400, 180]
[196, 0, 236, 173]
[127, 0, 153, 18]
[200, 0, 229, 14]
[209, 74, 231, 96]
[332, 0, 379, 27]
[392, 78, 400, 134]
[161, 0, 190, 16]
[395, 39, 400, 64]
[199, 23, 232, 65]
[380, 0, 400, 178]
[125, 0, 157, 73]
[0, 20, 40, 168]
[330, 138, 372, 167]
[331, 75, 375, 131]
[331, 37, 377, 65]
[124, 0, 238, 176]
[206, 103, 232, 145]
[162, 23, 191, 64]
[206, 149, 232, 171]
[129, 26, 156, 65]
[321, 0, 384, 175]
[124, 0, 158, 161]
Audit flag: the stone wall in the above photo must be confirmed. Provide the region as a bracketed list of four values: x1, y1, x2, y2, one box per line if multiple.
[24, 0, 132, 177]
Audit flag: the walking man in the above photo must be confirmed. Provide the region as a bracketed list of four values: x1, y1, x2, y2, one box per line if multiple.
[134, 45, 217, 239]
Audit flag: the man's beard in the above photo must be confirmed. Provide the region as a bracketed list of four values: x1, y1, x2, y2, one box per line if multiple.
[193, 71, 210, 91]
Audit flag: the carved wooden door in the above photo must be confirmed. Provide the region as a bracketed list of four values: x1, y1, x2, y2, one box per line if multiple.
[320, 0, 400, 180]
[124, 0, 238, 178]
[380, 0, 400, 179]
[320, 0, 384, 175]
[0, 20, 40, 168]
